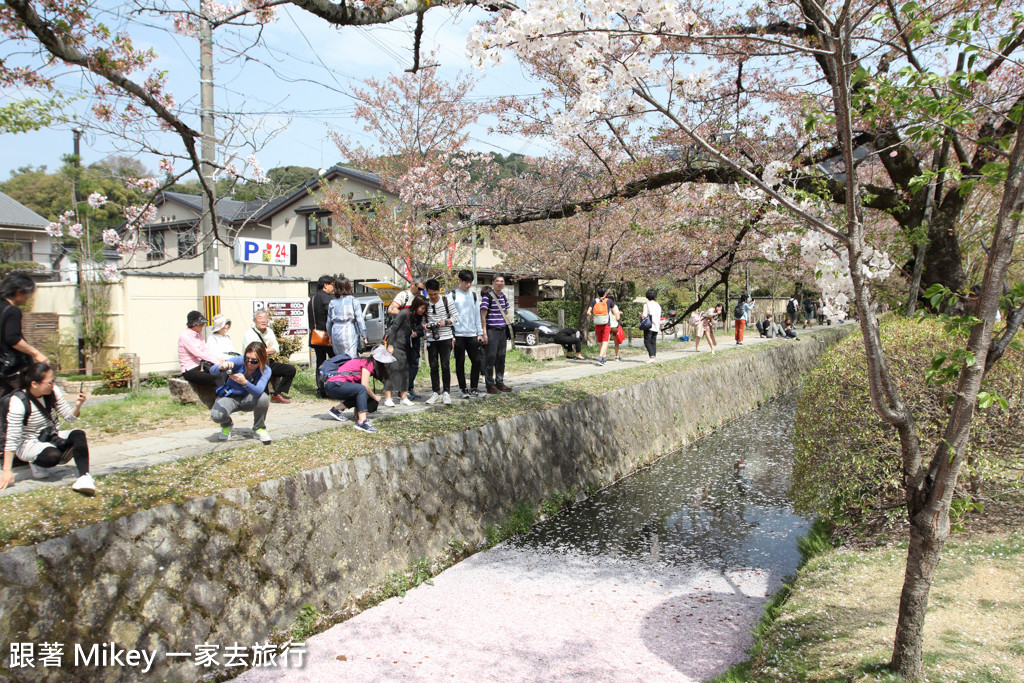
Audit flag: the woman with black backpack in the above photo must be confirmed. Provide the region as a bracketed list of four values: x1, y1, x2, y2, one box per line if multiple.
[0, 272, 48, 398]
[0, 362, 94, 495]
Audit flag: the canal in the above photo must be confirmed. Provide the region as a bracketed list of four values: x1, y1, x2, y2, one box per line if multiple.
[242, 394, 810, 682]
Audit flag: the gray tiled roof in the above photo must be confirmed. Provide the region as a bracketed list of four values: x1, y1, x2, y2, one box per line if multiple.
[0, 190, 49, 229]
[158, 165, 384, 225]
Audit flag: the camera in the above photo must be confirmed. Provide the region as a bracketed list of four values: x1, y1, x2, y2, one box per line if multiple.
[426, 321, 442, 340]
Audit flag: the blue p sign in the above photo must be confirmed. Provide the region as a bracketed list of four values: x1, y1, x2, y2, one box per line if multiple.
[243, 240, 258, 261]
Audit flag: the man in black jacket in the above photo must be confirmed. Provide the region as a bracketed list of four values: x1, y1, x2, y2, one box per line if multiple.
[309, 275, 335, 376]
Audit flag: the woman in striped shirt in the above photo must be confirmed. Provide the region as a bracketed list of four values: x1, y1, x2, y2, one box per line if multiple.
[0, 362, 94, 495]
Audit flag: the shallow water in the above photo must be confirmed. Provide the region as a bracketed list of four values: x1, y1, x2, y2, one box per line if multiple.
[512, 394, 810, 580]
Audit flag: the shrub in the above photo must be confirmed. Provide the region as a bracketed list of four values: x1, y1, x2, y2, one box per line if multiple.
[145, 372, 168, 388]
[793, 317, 1024, 539]
[101, 357, 133, 390]
[537, 299, 582, 329]
[270, 316, 303, 359]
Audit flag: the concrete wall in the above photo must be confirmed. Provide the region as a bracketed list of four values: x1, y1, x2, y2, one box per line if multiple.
[0, 329, 848, 681]
[31, 275, 312, 374]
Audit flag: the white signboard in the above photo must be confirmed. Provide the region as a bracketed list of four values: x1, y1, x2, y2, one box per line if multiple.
[252, 299, 308, 337]
[234, 237, 297, 266]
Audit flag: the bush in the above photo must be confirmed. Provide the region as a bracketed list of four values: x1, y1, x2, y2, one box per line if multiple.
[793, 317, 1024, 538]
[145, 372, 168, 388]
[537, 299, 582, 329]
[101, 357, 133, 390]
[270, 316, 303, 359]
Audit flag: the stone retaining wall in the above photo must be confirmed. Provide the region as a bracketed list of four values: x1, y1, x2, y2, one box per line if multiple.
[0, 329, 849, 681]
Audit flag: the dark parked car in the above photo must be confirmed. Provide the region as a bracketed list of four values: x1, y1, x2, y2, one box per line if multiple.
[512, 310, 559, 346]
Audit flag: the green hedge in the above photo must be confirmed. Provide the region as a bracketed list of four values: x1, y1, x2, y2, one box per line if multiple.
[537, 298, 646, 333]
[793, 317, 1024, 537]
[537, 299, 581, 328]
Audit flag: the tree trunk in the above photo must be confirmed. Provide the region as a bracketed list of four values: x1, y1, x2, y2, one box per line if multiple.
[891, 505, 948, 678]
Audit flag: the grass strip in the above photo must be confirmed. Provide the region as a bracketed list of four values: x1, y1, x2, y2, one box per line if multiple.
[0, 333, 830, 552]
[715, 525, 1024, 682]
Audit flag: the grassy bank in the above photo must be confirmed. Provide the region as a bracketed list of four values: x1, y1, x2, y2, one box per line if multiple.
[719, 528, 1024, 682]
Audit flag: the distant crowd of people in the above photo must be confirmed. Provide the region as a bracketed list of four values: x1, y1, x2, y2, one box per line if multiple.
[0, 262, 841, 495]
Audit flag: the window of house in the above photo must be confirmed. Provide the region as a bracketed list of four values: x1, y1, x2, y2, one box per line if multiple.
[9, 241, 33, 262]
[177, 228, 198, 259]
[306, 213, 332, 248]
[147, 230, 166, 260]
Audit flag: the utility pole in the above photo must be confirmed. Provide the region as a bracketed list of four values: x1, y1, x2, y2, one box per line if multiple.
[199, 2, 220, 323]
[471, 224, 478, 285]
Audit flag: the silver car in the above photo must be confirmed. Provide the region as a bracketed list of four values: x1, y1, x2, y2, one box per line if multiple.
[357, 295, 386, 346]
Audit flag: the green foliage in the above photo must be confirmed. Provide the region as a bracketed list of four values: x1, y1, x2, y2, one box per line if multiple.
[39, 329, 80, 374]
[538, 298, 582, 328]
[793, 317, 1024, 538]
[144, 372, 168, 388]
[288, 604, 321, 641]
[0, 98, 67, 134]
[484, 501, 536, 548]
[77, 281, 112, 368]
[270, 316, 303, 359]
[101, 357, 133, 389]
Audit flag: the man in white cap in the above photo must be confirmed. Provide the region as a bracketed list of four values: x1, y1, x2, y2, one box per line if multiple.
[178, 310, 222, 386]
[321, 345, 396, 433]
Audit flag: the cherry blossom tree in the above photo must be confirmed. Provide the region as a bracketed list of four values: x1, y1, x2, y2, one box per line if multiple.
[472, 0, 1024, 677]
[317, 67, 498, 280]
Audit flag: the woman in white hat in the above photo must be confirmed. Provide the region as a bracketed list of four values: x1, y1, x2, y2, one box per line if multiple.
[322, 345, 395, 433]
[207, 314, 237, 360]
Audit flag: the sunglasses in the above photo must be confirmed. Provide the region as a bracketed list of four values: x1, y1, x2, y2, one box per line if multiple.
[244, 358, 260, 365]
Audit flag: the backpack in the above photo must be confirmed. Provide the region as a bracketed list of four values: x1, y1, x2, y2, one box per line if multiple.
[734, 301, 745, 319]
[0, 390, 32, 447]
[592, 297, 610, 325]
[787, 298, 798, 318]
[317, 353, 354, 398]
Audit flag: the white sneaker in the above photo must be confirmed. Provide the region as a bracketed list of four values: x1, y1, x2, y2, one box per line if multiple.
[425, 392, 440, 404]
[441, 392, 451, 405]
[400, 397, 415, 407]
[383, 398, 396, 408]
[72, 473, 96, 496]
[29, 463, 50, 479]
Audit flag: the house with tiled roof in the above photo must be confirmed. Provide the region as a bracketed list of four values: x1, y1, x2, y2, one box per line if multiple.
[0, 190, 56, 277]
[121, 166, 396, 283]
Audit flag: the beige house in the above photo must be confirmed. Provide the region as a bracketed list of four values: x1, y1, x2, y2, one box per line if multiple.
[122, 166, 398, 284]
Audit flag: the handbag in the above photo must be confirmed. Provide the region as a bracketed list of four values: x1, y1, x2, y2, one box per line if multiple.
[614, 325, 625, 345]
[639, 315, 653, 331]
[310, 329, 330, 347]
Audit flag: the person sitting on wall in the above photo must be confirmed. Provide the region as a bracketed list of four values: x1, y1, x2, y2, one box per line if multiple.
[178, 310, 223, 387]
[208, 341, 273, 443]
[207, 314, 237, 359]
[323, 345, 395, 433]
[782, 317, 800, 340]
[552, 327, 585, 359]
[243, 309, 296, 404]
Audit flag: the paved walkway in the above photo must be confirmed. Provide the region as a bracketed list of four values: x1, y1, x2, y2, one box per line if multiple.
[2, 323, 844, 497]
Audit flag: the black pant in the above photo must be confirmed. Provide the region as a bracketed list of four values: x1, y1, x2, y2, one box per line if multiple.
[408, 334, 421, 392]
[182, 366, 219, 386]
[268, 361, 295, 395]
[35, 429, 89, 476]
[643, 330, 658, 357]
[484, 327, 507, 387]
[312, 345, 332, 377]
[453, 336, 481, 391]
[427, 340, 452, 394]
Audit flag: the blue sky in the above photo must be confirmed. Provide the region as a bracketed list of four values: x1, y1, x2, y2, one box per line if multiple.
[0, 5, 546, 182]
